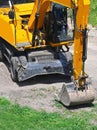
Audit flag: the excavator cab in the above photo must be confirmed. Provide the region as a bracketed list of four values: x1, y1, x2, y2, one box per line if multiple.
[44, 3, 73, 43]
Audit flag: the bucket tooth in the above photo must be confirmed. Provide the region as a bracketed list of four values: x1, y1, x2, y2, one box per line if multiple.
[58, 82, 95, 107]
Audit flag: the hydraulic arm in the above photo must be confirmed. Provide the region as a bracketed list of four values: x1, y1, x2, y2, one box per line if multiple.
[58, 0, 94, 106]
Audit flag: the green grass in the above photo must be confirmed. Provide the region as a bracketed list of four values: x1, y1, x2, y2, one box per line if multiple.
[0, 98, 97, 130]
[89, 0, 97, 26]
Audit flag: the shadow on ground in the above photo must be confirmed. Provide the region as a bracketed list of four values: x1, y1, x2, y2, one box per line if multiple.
[17, 74, 71, 87]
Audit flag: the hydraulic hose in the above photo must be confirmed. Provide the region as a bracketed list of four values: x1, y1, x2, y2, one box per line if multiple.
[32, 0, 40, 46]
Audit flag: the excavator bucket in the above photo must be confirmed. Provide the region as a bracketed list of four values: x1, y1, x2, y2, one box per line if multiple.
[58, 82, 95, 106]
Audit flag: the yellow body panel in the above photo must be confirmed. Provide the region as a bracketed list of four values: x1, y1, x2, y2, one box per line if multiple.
[0, 3, 34, 48]
[0, 8, 15, 44]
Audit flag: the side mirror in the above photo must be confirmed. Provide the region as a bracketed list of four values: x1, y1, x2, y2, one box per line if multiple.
[8, 10, 15, 19]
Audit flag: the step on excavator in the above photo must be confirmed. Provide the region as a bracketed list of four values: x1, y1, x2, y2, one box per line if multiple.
[0, 0, 95, 106]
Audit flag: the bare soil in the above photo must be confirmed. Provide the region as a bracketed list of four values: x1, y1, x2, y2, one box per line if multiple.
[0, 29, 97, 112]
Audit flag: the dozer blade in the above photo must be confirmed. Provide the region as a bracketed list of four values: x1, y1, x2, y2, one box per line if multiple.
[58, 82, 95, 107]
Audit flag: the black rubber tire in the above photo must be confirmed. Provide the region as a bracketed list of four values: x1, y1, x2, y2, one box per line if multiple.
[10, 57, 18, 82]
[0, 49, 3, 62]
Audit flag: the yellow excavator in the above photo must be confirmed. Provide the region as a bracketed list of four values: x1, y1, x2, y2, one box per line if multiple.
[0, 0, 95, 106]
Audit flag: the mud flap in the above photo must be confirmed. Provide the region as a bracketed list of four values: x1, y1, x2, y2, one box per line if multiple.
[58, 82, 95, 106]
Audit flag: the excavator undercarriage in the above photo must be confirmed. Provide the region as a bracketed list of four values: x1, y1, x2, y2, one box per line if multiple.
[0, 0, 95, 106]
